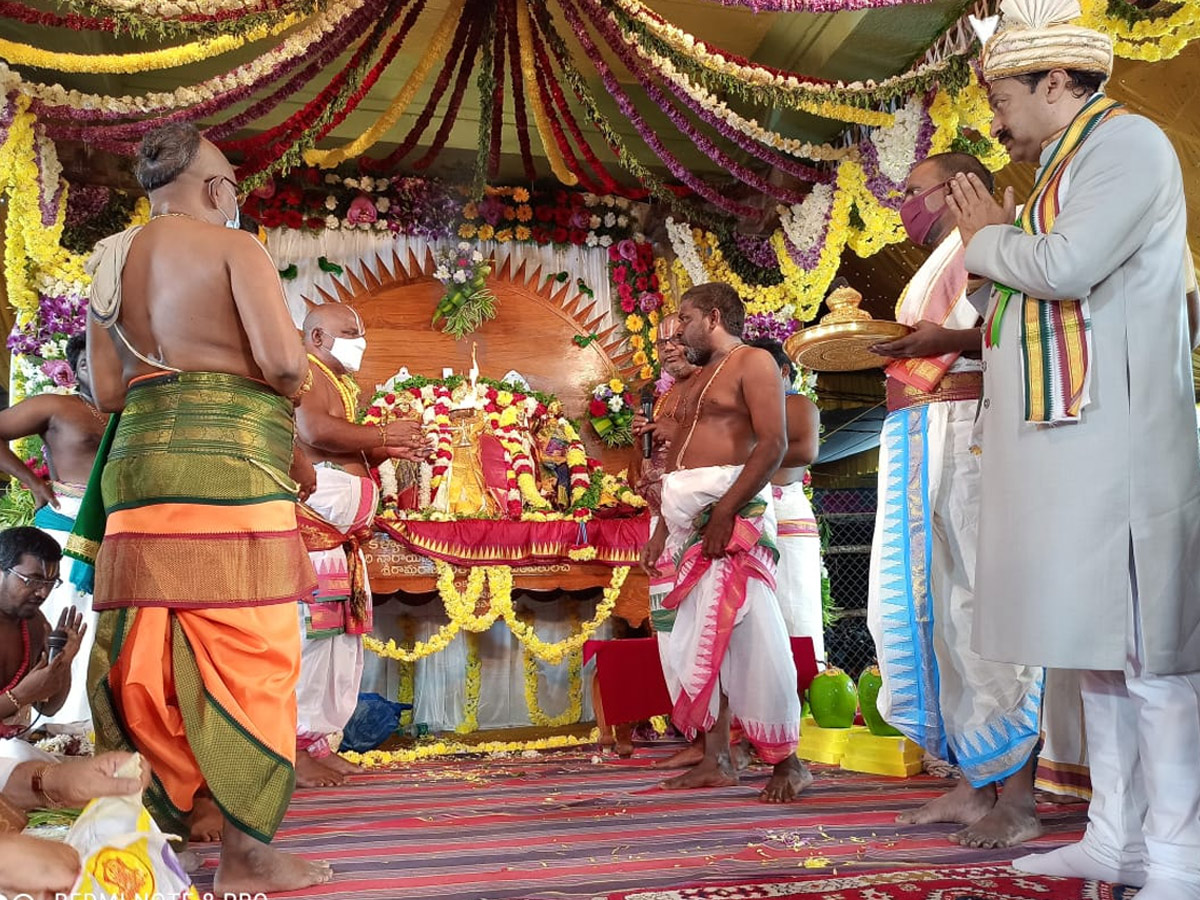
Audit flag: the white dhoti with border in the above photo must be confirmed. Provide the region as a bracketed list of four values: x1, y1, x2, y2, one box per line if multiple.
[296, 465, 378, 758]
[659, 465, 800, 763]
[771, 482, 824, 661]
[867, 397, 1044, 787]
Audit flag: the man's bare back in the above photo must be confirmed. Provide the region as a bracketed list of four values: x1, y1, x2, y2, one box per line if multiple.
[773, 394, 819, 487]
[113, 219, 289, 384]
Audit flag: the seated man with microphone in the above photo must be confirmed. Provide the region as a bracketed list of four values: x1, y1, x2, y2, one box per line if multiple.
[0, 527, 86, 761]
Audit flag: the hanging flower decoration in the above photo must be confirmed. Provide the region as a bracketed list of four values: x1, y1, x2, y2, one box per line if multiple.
[432, 242, 497, 339]
[587, 379, 636, 448]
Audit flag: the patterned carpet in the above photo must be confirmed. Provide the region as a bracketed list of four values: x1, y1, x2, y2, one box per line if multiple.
[189, 748, 1091, 900]
[607, 865, 1141, 900]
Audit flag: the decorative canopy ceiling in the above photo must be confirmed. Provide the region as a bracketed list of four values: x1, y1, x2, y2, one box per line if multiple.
[1, 0, 975, 195]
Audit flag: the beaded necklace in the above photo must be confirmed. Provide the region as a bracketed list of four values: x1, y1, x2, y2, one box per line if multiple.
[1, 620, 31, 694]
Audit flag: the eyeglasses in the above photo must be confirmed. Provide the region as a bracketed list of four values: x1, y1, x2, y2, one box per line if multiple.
[5, 568, 62, 590]
[205, 175, 247, 206]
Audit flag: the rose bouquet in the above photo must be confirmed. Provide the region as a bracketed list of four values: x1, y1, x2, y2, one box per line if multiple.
[587, 378, 636, 448]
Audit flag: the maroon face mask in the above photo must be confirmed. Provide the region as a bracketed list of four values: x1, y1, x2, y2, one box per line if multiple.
[900, 180, 950, 246]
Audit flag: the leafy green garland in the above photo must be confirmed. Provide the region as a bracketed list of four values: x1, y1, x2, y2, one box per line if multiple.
[472, 4, 499, 200]
[609, 2, 973, 113]
[61, 190, 139, 255]
[55, 0, 322, 40]
[717, 232, 783, 287]
[1105, 0, 1183, 26]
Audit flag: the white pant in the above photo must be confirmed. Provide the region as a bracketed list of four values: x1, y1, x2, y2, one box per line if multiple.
[1078, 553, 1200, 883]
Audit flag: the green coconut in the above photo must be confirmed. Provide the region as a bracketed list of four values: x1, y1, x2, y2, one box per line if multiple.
[807, 667, 858, 728]
[857, 666, 902, 736]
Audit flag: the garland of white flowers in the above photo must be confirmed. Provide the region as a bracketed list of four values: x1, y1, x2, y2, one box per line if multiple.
[777, 183, 834, 261]
[873, 95, 925, 185]
[665, 217, 708, 288]
[634, 45, 853, 162]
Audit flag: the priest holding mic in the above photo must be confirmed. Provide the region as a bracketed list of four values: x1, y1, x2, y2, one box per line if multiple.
[0, 527, 87, 747]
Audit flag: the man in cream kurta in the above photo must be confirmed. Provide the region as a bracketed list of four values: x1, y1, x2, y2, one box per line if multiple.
[949, 2, 1200, 897]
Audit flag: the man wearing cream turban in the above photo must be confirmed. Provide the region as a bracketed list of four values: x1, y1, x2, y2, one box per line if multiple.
[947, 1, 1200, 898]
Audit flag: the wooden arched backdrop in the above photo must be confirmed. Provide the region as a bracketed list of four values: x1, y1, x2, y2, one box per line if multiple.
[305, 248, 643, 476]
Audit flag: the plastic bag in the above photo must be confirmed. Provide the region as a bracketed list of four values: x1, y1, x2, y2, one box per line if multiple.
[64, 754, 199, 900]
[339, 692, 410, 752]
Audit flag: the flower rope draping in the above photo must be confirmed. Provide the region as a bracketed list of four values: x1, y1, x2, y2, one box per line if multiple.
[0, 11, 305, 73]
[363, 561, 629, 665]
[5, 0, 324, 39]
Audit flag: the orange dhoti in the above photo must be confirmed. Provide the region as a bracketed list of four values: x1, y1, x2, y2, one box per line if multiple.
[83, 372, 316, 841]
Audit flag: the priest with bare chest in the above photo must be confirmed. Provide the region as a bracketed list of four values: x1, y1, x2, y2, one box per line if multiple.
[640, 283, 808, 803]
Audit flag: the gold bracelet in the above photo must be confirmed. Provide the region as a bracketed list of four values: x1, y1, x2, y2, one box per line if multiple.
[31, 765, 58, 808]
[289, 368, 314, 405]
[378, 422, 388, 448]
[4, 689, 20, 713]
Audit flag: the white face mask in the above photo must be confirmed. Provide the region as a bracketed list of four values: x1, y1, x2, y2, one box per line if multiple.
[328, 336, 367, 372]
[224, 207, 241, 230]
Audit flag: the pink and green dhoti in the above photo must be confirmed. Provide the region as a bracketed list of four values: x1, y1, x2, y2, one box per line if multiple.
[658, 465, 801, 763]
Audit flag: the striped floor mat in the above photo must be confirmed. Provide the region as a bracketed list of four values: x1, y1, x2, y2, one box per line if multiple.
[189, 749, 1088, 899]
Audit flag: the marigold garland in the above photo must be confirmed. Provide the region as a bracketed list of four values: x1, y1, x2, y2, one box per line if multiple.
[341, 730, 599, 767]
[456, 631, 482, 733]
[0, 13, 303, 74]
[521, 610, 585, 727]
[364, 563, 627, 665]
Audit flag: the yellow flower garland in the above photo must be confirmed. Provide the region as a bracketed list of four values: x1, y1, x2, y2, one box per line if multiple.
[0, 14, 303, 74]
[516, 0, 577, 186]
[364, 563, 626, 665]
[1078, 0, 1200, 60]
[521, 609, 584, 728]
[341, 730, 599, 767]
[456, 631, 482, 734]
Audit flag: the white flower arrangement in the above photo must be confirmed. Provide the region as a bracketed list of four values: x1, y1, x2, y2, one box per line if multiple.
[324, 195, 337, 210]
[324, 214, 340, 229]
[874, 96, 925, 186]
[666, 217, 709, 287]
[779, 184, 834, 257]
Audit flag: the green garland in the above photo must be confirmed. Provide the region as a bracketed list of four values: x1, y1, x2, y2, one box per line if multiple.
[61, 190, 139, 255]
[529, 1, 730, 233]
[1105, 0, 1183, 26]
[610, 3, 973, 113]
[58, 0, 323, 39]
[472, 4, 499, 201]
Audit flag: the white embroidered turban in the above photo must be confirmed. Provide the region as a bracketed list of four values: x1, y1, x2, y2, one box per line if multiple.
[981, 0, 1113, 82]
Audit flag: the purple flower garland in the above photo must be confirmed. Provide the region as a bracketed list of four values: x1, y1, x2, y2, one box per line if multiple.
[556, 0, 758, 218]
[743, 311, 799, 343]
[572, 0, 811, 207]
[7, 293, 86, 356]
[707, 0, 929, 11]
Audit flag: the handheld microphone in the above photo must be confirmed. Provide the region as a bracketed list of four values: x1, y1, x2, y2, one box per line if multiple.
[640, 386, 656, 460]
[47, 630, 68, 662]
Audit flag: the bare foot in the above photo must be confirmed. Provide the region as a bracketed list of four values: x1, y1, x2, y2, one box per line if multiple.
[296, 750, 344, 788]
[760, 756, 812, 804]
[614, 724, 634, 758]
[951, 793, 1041, 848]
[189, 794, 224, 843]
[216, 828, 333, 896]
[897, 777, 995, 826]
[651, 739, 705, 769]
[660, 754, 739, 791]
[317, 753, 363, 776]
